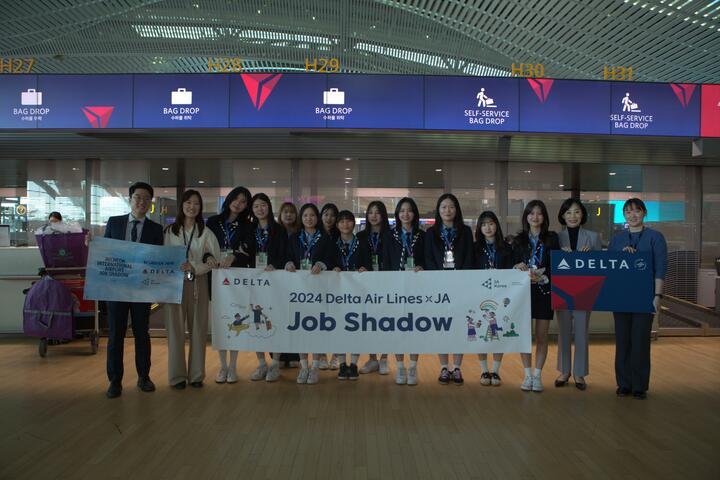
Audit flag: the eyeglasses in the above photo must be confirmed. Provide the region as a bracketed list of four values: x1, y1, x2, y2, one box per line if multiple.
[131, 194, 152, 203]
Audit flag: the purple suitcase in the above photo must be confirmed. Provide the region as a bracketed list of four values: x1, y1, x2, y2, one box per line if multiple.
[23, 276, 76, 340]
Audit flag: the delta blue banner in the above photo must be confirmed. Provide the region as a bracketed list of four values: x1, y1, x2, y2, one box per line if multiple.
[84, 237, 185, 304]
[550, 251, 654, 313]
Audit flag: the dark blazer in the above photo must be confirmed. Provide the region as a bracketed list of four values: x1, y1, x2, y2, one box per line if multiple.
[104, 214, 163, 246]
[383, 227, 426, 270]
[473, 239, 514, 270]
[424, 224, 474, 271]
[512, 231, 560, 280]
[247, 223, 289, 269]
[287, 230, 337, 270]
[205, 214, 253, 267]
[357, 229, 390, 270]
[334, 236, 372, 271]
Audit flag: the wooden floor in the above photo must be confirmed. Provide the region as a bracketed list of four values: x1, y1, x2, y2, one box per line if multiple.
[0, 337, 718, 480]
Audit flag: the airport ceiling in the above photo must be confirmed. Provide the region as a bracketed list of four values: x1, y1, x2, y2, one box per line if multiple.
[1, 0, 719, 83]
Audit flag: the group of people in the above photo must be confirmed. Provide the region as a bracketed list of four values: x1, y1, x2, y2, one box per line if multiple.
[103, 181, 667, 401]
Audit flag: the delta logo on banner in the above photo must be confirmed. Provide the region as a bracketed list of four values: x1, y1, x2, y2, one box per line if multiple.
[551, 251, 654, 313]
[527, 79, 554, 103]
[240, 74, 282, 110]
[669, 84, 696, 108]
[81, 106, 114, 128]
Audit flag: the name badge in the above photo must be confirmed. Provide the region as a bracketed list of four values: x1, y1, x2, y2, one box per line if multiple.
[256, 252, 268, 269]
[221, 248, 234, 262]
[443, 250, 455, 270]
[300, 259, 312, 270]
[404, 257, 415, 271]
[372, 255, 380, 271]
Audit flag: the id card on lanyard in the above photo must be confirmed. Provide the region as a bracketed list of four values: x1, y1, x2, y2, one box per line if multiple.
[300, 230, 320, 270]
[441, 227, 456, 269]
[369, 232, 381, 271]
[255, 227, 269, 269]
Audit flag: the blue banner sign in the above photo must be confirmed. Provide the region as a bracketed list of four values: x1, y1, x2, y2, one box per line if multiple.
[84, 237, 185, 304]
[551, 251, 654, 313]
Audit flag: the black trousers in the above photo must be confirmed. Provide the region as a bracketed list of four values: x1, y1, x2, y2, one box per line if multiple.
[613, 312, 654, 392]
[107, 301, 152, 383]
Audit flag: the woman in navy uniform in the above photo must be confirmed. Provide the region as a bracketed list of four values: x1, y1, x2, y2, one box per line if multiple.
[424, 193, 474, 385]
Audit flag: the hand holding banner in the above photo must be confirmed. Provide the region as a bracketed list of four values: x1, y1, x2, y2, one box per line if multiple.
[84, 237, 185, 304]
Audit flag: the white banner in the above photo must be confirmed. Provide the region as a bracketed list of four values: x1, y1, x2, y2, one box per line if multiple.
[212, 269, 531, 353]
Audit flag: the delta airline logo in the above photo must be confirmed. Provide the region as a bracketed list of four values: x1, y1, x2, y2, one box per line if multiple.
[555, 257, 630, 271]
[558, 258, 571, 270]
[527, 79, 554, 103]
[241, 74, 282, 110]
[81, 106, 114, 128]
[222, 278, 231, 286]
[670, 83, 697, 108]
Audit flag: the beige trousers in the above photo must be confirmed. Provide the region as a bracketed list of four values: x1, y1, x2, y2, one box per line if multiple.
[165, 276, 209, 385]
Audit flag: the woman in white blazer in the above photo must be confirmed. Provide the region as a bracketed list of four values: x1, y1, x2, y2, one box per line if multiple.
[555, 198, 601, 391]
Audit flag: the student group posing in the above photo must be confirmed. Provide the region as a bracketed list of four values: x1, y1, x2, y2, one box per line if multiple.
[104, 182, 666, 401]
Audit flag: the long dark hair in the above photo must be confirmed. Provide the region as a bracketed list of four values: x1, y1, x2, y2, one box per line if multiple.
[320, 202, 340, 238]
[279, 202, 300, 234]
[298, 203, 321, 231]
[168, 189, 205, 236]
[363, 201, 390, 233]
[220, 186, 252, 223]
[250, 193, 278, 227]
[432, 193, 465, 242]
[394, 197, 420, 233]
[475, 211, 509, 255]
[518, 199, 550, 242]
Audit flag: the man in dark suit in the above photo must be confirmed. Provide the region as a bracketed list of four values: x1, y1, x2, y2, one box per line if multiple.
[104, 182, 164, 398]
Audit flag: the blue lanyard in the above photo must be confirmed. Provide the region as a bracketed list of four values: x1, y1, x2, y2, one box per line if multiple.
[337, 236, 358, 270]
[440, 226, 456, 250]
[402, 229, 414, 256]
[255, 226, 269, 252]
[529, 235, 544, 267]
[300, 230, 321, 259]
[627, 227, 645, 250]
[369, 231, 381, 254]
[220, 220, 238, 249]
[485, 241, 496, 269]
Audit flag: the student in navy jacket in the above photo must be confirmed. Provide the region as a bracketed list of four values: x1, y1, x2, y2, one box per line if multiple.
[318, 203, 340, 370]
[204, 186, 252, 385]
[285, 203, 337, 385]
[357, 201, 393, 376]
[103, 182, 164, 399]
[511, 200, 560, 394]
[211, 193, 288, 383]
[332, 210, 372, 381]
[424, 193, 474, 385]
[474, 211, 514, 387]
[608, 198, 667, 400]
[384, 197, 425, 386]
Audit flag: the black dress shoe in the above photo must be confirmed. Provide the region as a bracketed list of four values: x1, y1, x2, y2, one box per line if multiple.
[190, 381, 204, 388]
[106, 382, 122, 398]
[173, 381, 187, 390]
[632, 391, 647, 400]
[616, 387, 631, 397]
[554, 376, 569, 387]
[137, 377, 156, 392]
[575, 381, 587, 391]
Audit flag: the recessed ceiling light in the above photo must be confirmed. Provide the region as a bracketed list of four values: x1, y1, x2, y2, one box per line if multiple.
[162, 167, 169, 171]
[524, 170, 532, 174]
[345, 167, 351, 171]
[344, 181, 350, 184]
[72, 167, 79, 171]
[558, 184, 565, 187]
[609, 172, 617, 176]
[252, 167, 260, 171]
[271, 180, 277, 184]
[435, 168, 442, 172]
[489, 183, 494, 186]
[345, 177, 352, 180]
[344, 157, 352, 161]
[198, 180, 205, 184]
[417, 181, 424, 185]
[626, 185, 632, 189]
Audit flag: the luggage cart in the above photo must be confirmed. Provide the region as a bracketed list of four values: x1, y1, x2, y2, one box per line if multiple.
[23, 231, 99, 357]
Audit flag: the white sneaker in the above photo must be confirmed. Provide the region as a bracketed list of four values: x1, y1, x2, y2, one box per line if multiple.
[318, 355, 329, 370]
[360, 358, 379, 374]
[406, 367, 418, 386]
[532, 374, 544, 392]
[521, 375, 533, 391]
[329, 355, 339, 370]
[226, 369, 238, 384]
[296, 367, 310, 384]
[395, 367, 407, 385]
[265, 363, 280, 382]
[379, 357, 390, 375]
[306, 367, 320, 384]
[250, 364, 268, 381]
[215, 368, 228, 384]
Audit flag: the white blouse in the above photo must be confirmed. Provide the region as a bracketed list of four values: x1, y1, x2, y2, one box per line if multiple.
[164, 224, 221, 276]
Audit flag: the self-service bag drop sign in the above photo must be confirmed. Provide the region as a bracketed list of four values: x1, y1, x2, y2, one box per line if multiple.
[171, 88, 192, 105]
[21, 89, 42, 106]
[323, 88, 345, 105]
